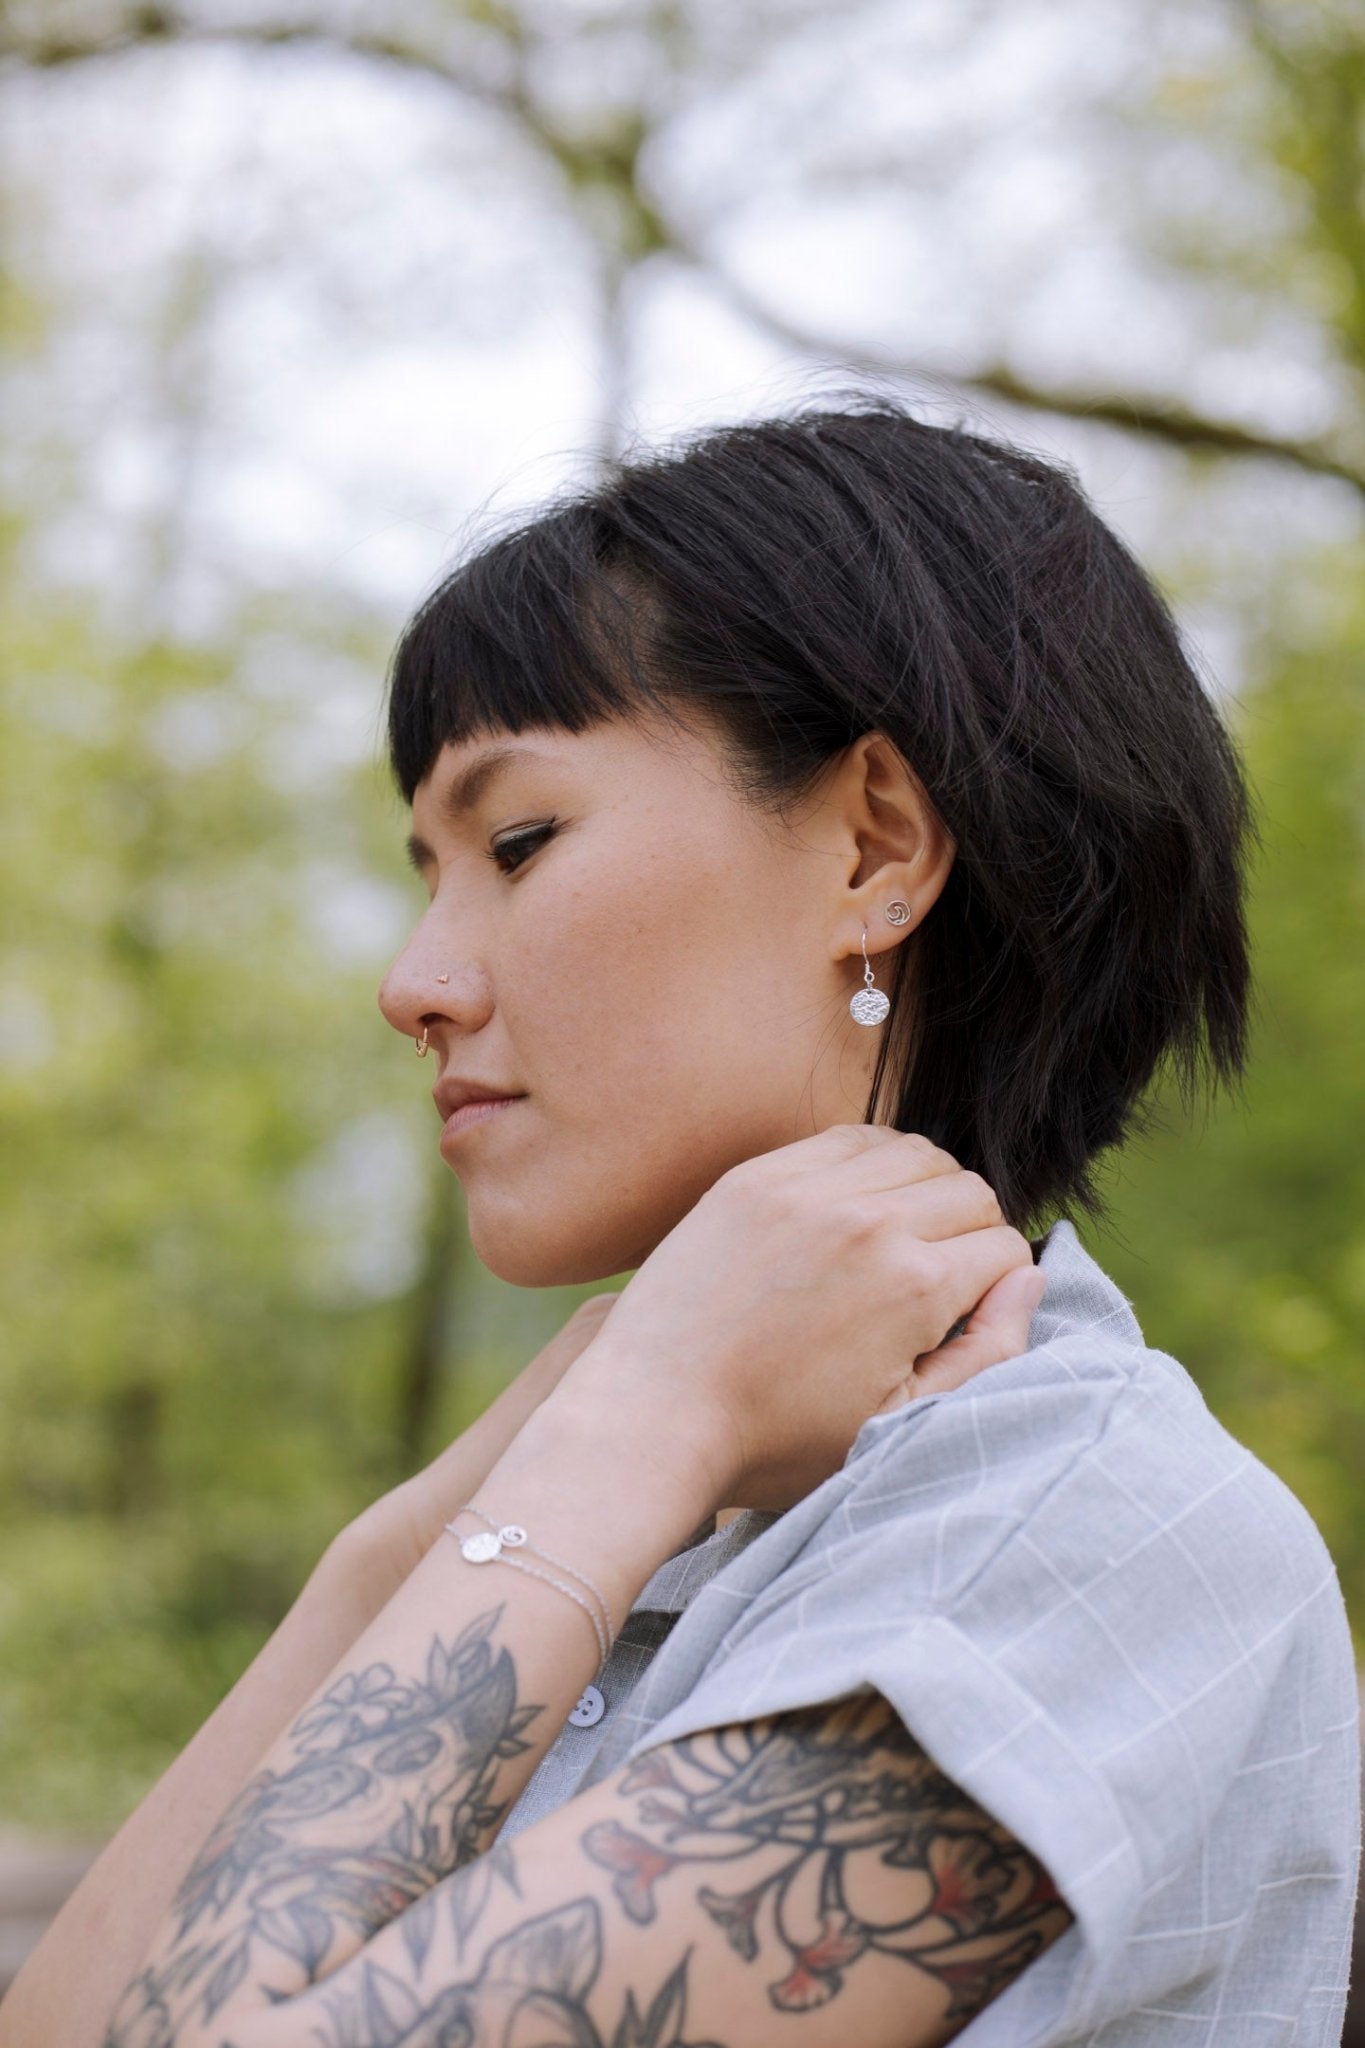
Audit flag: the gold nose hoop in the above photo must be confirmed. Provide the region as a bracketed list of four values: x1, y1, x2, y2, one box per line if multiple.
[415, 974, 451, 1054]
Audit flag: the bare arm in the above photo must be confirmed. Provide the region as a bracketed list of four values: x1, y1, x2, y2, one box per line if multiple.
[0, 1297, 617, 2048]
[100, 1380, 1069, 2048]
[103, 1385, 709, 2046]
[143, 1685, 1074, 2048]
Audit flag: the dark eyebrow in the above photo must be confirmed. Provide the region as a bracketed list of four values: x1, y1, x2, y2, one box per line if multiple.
[404, 743, 554, 870]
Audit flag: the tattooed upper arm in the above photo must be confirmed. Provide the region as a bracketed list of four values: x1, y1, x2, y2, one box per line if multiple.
[237, 1689, 1073, 2048]
[581, 1692, 1072, 2036]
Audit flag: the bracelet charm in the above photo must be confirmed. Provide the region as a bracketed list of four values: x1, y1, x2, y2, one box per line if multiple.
[446, 1505, 617, 1668]
[459, 1523, 529, 1564]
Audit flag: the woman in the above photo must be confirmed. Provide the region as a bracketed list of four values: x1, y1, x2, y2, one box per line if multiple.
[6, 401, 1357, 2047]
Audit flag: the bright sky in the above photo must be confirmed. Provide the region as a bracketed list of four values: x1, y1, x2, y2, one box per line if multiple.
[5, 0, 1357, 643]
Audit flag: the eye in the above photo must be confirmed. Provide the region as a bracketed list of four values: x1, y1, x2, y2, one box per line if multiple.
[487, 820, 558, 876]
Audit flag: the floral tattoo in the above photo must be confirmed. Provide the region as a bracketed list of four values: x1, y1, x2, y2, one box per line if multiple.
[106, 1607, 538, 2044]
[583, 1691, 1071, 2022]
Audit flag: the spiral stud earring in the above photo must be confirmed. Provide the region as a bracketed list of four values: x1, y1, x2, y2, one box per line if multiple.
[849, 927, 891, 1027]
[415, 1025, 430, 1057]
[885, 900, 912, 926]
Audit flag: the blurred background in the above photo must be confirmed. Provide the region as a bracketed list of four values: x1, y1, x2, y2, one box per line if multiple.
[0, 0, 1362, 2001]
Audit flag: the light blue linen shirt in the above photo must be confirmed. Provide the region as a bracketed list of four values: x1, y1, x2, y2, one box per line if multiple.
[503, 1219, 1361, 2045]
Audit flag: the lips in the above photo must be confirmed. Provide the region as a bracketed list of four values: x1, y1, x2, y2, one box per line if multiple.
[434, 1077, 526, 1121]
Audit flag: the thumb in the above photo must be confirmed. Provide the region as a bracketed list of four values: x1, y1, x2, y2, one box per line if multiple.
[911, 1260, 1048, 1398]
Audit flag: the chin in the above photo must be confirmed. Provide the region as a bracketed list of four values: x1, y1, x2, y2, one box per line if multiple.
[464, 1194, 646, 1289]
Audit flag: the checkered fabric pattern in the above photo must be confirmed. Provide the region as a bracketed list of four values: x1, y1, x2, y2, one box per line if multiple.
[502, 1220, 1361, 2045]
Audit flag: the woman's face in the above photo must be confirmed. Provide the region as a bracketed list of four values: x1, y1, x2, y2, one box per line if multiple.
[378, 709, 948, 1285]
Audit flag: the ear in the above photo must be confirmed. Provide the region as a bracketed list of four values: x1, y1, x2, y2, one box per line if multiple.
[823, 731, 956, 965]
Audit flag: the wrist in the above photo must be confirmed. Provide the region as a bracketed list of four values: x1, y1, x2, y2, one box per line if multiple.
[537, 1338, 739, 1528]
[478, 1365, 729, 1607]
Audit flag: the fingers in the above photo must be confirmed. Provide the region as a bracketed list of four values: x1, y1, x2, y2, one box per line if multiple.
[739, 1122, 963, 1195]
[912, 1261, 1048, 1398]
[819, 1125, 963, 1194]
[898, 1222, 1036, 1356]
[875, 1167, 1002, 1241]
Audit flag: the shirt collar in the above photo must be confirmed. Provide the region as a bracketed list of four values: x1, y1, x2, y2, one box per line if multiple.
[627, 1219, 1141, 1614]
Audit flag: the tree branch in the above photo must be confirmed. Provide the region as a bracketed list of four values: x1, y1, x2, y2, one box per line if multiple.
[0, 7, 521, 116]
[5, 7, 1363, 505]
[686, 252, 1365, 504]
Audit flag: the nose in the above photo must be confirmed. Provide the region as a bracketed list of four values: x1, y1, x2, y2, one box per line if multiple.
[377, 919, 493, 1046]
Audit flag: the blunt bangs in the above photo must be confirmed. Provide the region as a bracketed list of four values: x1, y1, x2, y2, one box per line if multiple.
[387, 508, 673, 803]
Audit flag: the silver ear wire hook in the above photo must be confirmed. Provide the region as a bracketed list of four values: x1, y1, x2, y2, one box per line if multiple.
[849, 926, 892, 1026]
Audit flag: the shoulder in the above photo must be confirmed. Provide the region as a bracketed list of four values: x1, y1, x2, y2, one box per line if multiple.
[618, 1228, 1360, 2040]
[839, 1220, 1339, 1624]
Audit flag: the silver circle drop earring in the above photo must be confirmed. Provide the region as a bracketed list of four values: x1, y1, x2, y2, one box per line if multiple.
[848, 903, 913, 1026]
[849, 926, 892, 1026]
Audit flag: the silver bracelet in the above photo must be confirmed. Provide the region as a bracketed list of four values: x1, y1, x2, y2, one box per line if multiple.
[453, 1505, 617, 1645]
[445, 1508, 616, 1665]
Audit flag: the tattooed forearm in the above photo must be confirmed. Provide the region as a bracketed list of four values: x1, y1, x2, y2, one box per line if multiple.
[312, 1901, 721, 2048]
[583, 1692, 1071, 2028]
[105, 1607, 542, 2047]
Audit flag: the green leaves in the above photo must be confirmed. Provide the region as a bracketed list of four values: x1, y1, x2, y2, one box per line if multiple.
[1092, 560, 1365, 1638]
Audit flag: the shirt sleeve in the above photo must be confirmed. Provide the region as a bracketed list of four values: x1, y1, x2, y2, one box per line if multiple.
[617, 1336, 1353, 2042]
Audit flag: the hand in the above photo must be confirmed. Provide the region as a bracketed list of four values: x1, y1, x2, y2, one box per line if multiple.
[338, 1291, 621, 1591]
[560, 1125, 1044, 1515]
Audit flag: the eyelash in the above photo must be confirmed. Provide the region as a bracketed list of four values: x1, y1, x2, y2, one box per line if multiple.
[486, 820, 558, 876]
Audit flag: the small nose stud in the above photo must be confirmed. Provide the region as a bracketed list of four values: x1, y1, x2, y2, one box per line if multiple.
[436, 973, 450, 985]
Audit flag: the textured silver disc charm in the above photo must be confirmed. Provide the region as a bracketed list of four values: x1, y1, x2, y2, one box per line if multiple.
[850, 987, 891, 1026]
[461, 1531, 502, 1563]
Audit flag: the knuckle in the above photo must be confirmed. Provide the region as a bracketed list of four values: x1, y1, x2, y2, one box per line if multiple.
[765, 1177, 812, 1226]
[840, 1199, 884, 1247]
[900, 1243, 942, 1300]
[827, 1121, 898, 1152]
[897, 1130, 957, 1173]
[959, 1170, 1002, 1222]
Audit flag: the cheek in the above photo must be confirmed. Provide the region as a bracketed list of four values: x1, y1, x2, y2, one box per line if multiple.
[512, 835, 754, 1102]
[463, 811, 830, 1282]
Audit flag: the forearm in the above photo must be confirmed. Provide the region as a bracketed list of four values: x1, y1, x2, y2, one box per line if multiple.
[104, 1388, 710, 2047]
[0, 1364, 566, 2048]
[0, 1534, 381, 2048]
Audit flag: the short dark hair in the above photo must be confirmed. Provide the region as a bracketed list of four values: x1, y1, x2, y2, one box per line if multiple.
[387, 397, 1252, 1226]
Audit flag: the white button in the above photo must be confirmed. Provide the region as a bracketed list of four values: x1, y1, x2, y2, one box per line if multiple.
[568, 1684, 605, 1729]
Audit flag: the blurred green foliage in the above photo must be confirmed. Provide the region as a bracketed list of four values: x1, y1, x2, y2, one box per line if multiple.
[1091, 553, 1365, 1602]
[0, 0, 1362, 1842]
[0, 570, 603, 1827]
